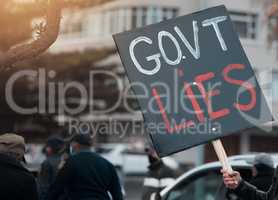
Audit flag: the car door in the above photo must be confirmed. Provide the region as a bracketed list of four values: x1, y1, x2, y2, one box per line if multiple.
[163, 167, 252, 200]
[122, 150, 149, 175]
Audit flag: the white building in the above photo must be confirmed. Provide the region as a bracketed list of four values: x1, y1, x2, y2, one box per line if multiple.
[49, 0, 278, 164]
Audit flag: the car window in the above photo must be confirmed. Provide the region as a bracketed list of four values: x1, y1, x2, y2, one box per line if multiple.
[122, 150, 146, 155]
[95, 147, 113, 154]
[166, 170, 222, 200]
[165, 168, 252, 200]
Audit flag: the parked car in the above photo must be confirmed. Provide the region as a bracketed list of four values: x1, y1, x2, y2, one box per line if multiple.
[152, 154, 278, 200]
[94, 144, 179, 175]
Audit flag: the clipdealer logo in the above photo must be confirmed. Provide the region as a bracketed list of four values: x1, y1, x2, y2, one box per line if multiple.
[5, 68, 124, 116]
[4, 67, 274, 134]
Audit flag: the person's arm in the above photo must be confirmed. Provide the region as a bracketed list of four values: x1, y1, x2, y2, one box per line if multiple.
[233, 180, 269, 200]
[108, 164, 123, 200]
[38, 161, 53, 200]
[24, 177, 39, 200]
[48, 159, 74, 200]
[222, 170, 275, 200]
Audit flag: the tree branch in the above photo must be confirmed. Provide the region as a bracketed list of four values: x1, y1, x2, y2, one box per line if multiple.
[0, 0, 64, 69]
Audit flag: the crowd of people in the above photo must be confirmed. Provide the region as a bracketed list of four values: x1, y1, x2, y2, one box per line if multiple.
[2, 132, 278, 200]
[0, 133, 123, 200]
[0, 132, 179, 200]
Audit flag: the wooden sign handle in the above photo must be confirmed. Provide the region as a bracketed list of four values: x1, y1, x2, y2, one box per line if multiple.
[212, 139, 233, 173]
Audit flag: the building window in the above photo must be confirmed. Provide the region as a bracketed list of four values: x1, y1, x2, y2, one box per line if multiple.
[147, 7, 159, 24]
[271, 71, 278, 100]
[142, 7, 148, 26]
[103, 11, 111, 35]
[252, 68, 260, 81]
[131, 7, 179, 29]
[162, 8, 179, 21]
[61, 12, 83, 35]
[268, 16, 278, 39]
[229, 11, 258, 39]
[131, 7, 138, 29]
[110, 9, 120, 33]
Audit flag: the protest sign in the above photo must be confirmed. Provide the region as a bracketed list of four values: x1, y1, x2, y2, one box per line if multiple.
[113, 5, 272, 158]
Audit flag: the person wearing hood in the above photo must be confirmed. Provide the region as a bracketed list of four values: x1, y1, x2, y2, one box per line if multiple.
[250, 153, 275, 192]
[142, 147, 177, 200]
[0, 133, 38, 200]
[225, 153, 275, 199]
[37, 137, 65, 200]
[222, 154, 278, 200]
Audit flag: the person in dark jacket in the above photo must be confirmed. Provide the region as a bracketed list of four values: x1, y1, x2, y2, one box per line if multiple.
[0, 133, 38, 200]
[48, 134, 123, 200]
[250, 154, 275, 191]
[142, 147, 177, 200]
[225, 153, 275, 200]
[222, 166, 278, 200]
[38, 137, 65, 200]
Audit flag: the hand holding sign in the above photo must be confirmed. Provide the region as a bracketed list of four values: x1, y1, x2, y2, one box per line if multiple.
[113, 5, 272, 170]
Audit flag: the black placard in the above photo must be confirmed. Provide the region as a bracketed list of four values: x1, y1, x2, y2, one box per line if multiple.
[113, 5, 272, 157]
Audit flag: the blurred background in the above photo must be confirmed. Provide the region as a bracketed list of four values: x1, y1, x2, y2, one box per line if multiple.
[1, 0, 278, 199]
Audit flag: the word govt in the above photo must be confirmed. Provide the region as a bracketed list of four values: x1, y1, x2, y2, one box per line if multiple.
[129, 16, 228, 75]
